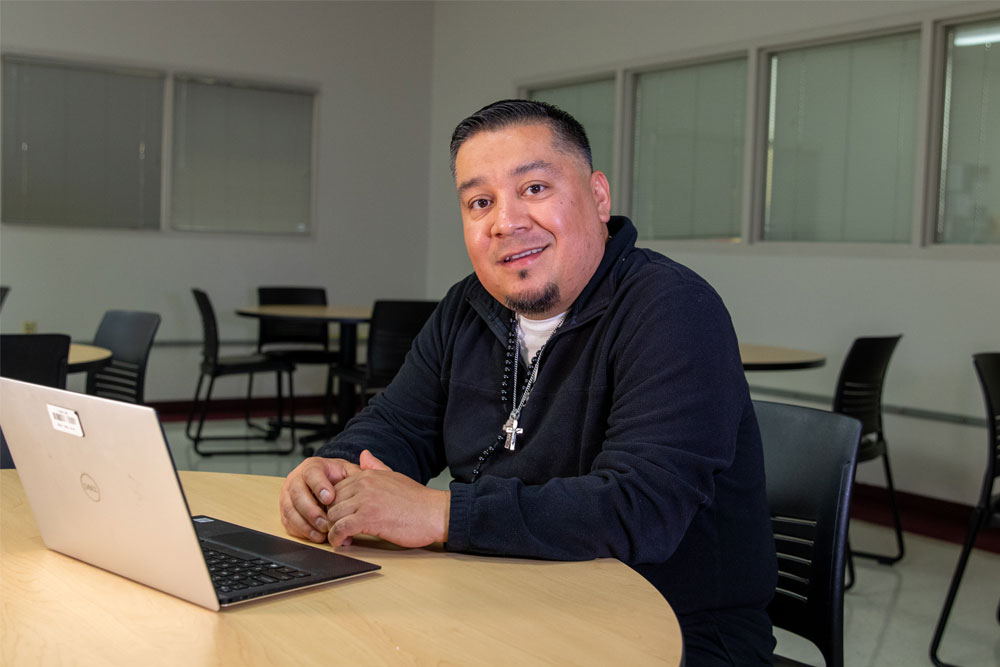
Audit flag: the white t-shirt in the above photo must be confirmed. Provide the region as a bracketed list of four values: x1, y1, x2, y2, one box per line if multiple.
[517, 311, 568, 362]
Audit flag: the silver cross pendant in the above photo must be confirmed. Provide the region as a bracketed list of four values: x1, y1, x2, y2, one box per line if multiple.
[503, 416, 523, 451]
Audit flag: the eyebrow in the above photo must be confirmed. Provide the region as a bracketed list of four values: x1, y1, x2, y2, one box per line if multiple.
[456, 159, 560, 196]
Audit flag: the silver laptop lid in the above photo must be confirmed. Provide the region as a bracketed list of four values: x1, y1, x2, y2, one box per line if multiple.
[0, 377, 220, 610]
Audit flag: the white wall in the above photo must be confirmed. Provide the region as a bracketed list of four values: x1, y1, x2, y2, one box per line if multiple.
[0, 0, 435, 400]
[426, 0, 1000, 505]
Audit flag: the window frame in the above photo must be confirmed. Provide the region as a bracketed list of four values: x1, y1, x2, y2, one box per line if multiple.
[515, 6, 1000, 260]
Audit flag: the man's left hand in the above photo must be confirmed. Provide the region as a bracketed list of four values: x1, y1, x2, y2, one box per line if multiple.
[325, 450, 450, 549]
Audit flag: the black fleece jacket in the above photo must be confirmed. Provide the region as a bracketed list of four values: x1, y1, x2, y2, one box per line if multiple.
[318, 216, 776, 620]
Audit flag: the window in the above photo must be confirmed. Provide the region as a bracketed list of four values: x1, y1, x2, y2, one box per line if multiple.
[170, 77, 315, 234]
[763, 32, 920, 243]
[1, 56, 163, 229]
[528, 78, 616, 183]
[936, 19, 1000, 244]
[1, 55, 317, 235]
[631, 58, 747, 240]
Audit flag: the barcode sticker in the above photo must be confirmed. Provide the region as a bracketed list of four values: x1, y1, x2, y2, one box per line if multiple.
[46, 404, 84, 437]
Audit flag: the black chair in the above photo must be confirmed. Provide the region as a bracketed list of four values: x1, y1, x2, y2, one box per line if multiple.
[331, 300, 438, 408]
[186, 289, 297, 455]
[833, 335, 903, 588]
[929, 352, 1000, 667]
[755, 400, 862, 667]
[0, 333, 71, 468]
[257, 286, 341, 422]
[85, 310, 161, 404]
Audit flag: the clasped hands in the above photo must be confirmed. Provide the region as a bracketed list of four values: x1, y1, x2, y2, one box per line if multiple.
[279, 450, 450, 549]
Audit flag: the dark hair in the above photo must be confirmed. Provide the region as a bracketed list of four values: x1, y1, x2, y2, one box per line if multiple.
[449, 99, 593, 178]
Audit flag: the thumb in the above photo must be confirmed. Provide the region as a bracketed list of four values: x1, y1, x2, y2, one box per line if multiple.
[359, 449, 392, 472]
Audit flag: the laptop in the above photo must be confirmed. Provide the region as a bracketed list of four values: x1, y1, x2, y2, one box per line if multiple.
[0, 377, 379, 610]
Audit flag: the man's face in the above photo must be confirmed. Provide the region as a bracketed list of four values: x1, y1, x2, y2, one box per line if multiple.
[454, 122, 612, 320]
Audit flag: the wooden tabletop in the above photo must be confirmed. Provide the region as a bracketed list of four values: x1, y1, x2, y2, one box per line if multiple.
[739, 343, 826, 371]
[1, 470, 683, 666]
[236, 304, 371, 323]
[68, 342, 112, 373]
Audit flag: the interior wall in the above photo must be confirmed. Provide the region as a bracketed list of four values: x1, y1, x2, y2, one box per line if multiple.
[426, 0, 1000, 505]
[0, 0, 435, 400]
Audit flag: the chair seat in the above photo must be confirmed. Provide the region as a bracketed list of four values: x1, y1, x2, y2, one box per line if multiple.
[205, 354, 293, 376]
[263, 348, 340, 366]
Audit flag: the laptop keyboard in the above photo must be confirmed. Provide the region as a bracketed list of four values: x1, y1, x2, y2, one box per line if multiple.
[201, 542, 312, 594]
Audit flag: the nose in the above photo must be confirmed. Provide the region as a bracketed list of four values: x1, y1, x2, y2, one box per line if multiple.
[491, 195, 530, 237]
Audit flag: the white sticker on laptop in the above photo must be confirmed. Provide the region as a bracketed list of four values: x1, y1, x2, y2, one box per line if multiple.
[46, 404, 84, 437]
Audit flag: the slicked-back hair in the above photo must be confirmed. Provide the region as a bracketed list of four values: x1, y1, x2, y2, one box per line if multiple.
[449, 99, 593, 178]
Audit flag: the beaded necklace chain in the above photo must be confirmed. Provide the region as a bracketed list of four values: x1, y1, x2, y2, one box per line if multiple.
[471, 312, 566, 480]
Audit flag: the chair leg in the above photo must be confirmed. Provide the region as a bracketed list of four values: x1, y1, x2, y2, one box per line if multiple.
[852, 449, 905, 565]
[185, 373, 207, 443]
[189, 371, 294, 456]
[845, 540, 856, 590]
[929, 506, 987, 667]
[191, 375, 218, 455]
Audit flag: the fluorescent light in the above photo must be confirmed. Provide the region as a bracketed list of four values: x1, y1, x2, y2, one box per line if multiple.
[953, 24, 1000, 47]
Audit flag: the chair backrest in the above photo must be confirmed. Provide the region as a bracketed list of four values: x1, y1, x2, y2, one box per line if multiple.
[0, 333, 71, 387]
[832, 335, 901, 438]
[86, 310, 161, 404]
[0, 333, 71, 469]
[192, 289, 222, 367]
[754, 400, 861, 667]
[972, 353, 1000, 499]
[257, 286, 330, 351]
[366, 300, 438, 386]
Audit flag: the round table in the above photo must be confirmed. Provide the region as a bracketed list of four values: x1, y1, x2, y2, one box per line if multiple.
[1, 470, 684, 665]
[67, 343, 113, 373]
[739, 343, 826, 371]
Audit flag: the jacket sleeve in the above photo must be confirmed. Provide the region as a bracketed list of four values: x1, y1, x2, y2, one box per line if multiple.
[446, 279, 751, 565]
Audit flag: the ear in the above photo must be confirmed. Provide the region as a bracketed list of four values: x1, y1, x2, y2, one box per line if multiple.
[590, 170, 612, 222]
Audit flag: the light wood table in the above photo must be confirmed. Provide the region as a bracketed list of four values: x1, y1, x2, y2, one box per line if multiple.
[1, 470, 684, 666]
[67, 343, 112, 373]
[739, 343, 826, 371]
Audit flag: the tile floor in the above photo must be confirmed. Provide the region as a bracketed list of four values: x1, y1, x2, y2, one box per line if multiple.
[164, 421, 1000, 666]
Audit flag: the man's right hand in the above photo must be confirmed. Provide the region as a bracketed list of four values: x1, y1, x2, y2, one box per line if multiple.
[279, 457, 361, 543]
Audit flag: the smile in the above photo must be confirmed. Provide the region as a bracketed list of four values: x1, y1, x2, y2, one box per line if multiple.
[503, 248, 544, 263]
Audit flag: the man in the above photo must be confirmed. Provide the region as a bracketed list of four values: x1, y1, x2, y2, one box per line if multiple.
[280, 99, 777, 664]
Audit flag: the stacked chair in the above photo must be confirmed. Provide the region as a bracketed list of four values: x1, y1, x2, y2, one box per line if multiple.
[256, 287, 342, 428]
[0, 333, 71, 468]
[754, 400, 862, 667]
[832, 335, 904, 587]
[929, 352, 1000, 667]
[330, 299, 438, 408]
[186, 289, 297, 455]
[85, 310, 161, 404]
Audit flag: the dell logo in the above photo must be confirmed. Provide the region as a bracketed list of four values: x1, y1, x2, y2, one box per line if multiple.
[80, 473, 101, 502]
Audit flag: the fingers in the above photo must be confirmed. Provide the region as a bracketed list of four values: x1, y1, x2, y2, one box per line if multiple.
[279, 457, 360, 544]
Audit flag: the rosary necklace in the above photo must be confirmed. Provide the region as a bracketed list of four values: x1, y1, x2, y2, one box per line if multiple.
[471, 312, 566, 480]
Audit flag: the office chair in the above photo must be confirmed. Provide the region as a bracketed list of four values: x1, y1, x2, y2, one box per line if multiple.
[257, 286, 341, 423]
[929, 352, 1000, 667]
[331, 299, 438, 408]
[86, 310, 161, 404]
[186, 289, 297, 455]
[754, 400, 861, 667]
[833, 335, 903, 588]
[0, 333, 71, 468]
